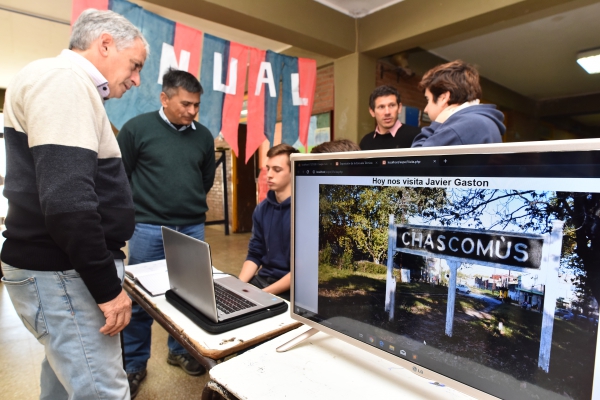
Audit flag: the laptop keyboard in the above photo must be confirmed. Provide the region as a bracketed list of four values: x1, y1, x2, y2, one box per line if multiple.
[214, 283, 257, 314]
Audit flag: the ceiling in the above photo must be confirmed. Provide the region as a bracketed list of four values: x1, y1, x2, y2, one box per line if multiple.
[424, 1, 600, 101]
[314, 0, 403, 18]
[317, 0, 600, 127]
[317, 0, 600, 103]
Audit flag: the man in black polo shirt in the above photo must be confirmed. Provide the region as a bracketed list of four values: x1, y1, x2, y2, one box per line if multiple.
[359, 85, 421, 150]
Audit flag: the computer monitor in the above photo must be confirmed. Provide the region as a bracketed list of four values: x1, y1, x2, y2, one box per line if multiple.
[289, 139, 600, 400]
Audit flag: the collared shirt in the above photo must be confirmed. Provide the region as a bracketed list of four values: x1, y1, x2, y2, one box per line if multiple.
[445, 99, 481, 119]
[373, 118, 402, 138]
[159, 107, 196, 131]
[59, 49, 110, 100]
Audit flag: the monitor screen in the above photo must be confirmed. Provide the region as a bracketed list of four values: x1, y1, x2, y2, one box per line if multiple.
[291, 139, 600, 400]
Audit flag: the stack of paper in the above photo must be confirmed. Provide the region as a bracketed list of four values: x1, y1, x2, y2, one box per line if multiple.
[125, 259, 170, 296]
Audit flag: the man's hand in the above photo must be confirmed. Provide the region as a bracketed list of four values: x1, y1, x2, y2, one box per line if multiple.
[239, 260, 259, 283]
[263, 273, 291, 295]
[98, 289, 132, 336]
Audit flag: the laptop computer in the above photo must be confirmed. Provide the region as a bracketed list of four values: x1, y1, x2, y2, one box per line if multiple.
[161, 226, 285, 324]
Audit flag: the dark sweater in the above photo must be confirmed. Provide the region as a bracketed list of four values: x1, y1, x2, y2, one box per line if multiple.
[246, 191, 291, 280]
[117, 111, 216, 225]
[359, 124, 421, 150]
[2, 55, 135, 303]
[412, 105, 505, 147]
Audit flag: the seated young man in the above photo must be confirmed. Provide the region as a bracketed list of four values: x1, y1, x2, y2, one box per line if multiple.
[239, 144, 299, 300]
[411, 60, 505, 147]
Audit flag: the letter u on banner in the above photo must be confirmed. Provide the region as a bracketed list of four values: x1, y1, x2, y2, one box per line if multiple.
[246, 48, 268, 163]
[199, 34, 228, 138]
[220, 42, 248, 157]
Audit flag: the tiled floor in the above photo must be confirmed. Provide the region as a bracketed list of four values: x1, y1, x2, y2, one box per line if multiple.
[0, 224, 251, 400]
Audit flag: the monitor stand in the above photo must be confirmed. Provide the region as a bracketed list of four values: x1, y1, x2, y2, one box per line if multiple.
[276, 327, 319, 352]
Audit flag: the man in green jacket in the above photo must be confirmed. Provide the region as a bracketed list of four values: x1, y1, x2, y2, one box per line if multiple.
[117, 68, 216, 398]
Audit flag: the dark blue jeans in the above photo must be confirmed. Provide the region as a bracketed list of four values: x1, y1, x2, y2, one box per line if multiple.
[123, 223, 205, 374]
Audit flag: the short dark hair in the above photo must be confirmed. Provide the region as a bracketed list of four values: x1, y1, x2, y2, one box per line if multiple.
[418, 60, 481, 105]
[369, 85, 401, 110]
[162, 68, 203, 98]
[311, 139, 360, 153]
[266, 143, 300, 168]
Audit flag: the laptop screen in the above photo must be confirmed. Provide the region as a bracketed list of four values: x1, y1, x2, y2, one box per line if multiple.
[291, 140, 600, 400]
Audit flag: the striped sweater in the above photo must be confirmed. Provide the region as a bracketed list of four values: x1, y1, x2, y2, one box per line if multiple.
[1, 54, 135, 304]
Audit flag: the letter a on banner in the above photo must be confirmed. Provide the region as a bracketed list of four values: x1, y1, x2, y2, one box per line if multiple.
[220, 42, 248, 157]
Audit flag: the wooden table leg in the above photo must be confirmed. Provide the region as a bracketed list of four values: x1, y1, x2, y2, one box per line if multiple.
[125, 283, 219, 372]
[201, 380, 238, 400]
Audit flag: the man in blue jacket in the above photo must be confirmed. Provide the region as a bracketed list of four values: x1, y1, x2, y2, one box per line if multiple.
[239, 144, 299, 300]
[412, 60, 505, 147]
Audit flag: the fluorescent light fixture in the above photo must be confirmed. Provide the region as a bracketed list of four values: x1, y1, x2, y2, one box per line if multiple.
[577, 48, 600, 74]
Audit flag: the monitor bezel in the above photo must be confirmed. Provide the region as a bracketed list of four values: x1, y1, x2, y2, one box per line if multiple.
[289, 138, 600, 400]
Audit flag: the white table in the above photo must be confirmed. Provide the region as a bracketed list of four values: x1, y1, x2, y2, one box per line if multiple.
[204, 328, 477, 400]
[124, 278, 302, 370]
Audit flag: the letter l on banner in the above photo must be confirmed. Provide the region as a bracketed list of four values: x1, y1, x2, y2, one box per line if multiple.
[298, 58, 317, 150]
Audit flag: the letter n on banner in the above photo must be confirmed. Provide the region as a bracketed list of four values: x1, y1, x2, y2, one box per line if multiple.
[71, 0, 109, 24]
[174, 23, 202, 77]
[158, 23, 203, 83]
[220, 42, 248, 157]
[246, 48, 268, 163]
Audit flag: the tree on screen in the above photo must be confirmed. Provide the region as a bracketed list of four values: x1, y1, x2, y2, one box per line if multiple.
[417, 189, 600, 302]
[320, 185, 600, 302]
[319, 185, 445, 265]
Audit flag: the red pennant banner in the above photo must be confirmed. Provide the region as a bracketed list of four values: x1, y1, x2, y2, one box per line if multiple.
[174, 23, 203, 78]
[298, 58, 317, 150]
[220, 42, 249, 157]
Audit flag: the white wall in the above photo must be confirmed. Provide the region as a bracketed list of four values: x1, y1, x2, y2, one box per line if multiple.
[0, 0, 289, 89]
[0, 1, 71, 88]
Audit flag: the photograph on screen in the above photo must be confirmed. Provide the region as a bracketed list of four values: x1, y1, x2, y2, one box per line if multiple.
[317, 184, 599, 400]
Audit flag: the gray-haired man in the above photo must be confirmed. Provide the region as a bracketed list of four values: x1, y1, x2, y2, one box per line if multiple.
[1, 9, 147, 399]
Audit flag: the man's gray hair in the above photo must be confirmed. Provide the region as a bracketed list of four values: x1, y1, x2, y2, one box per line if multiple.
[69, 9, 149, 53]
